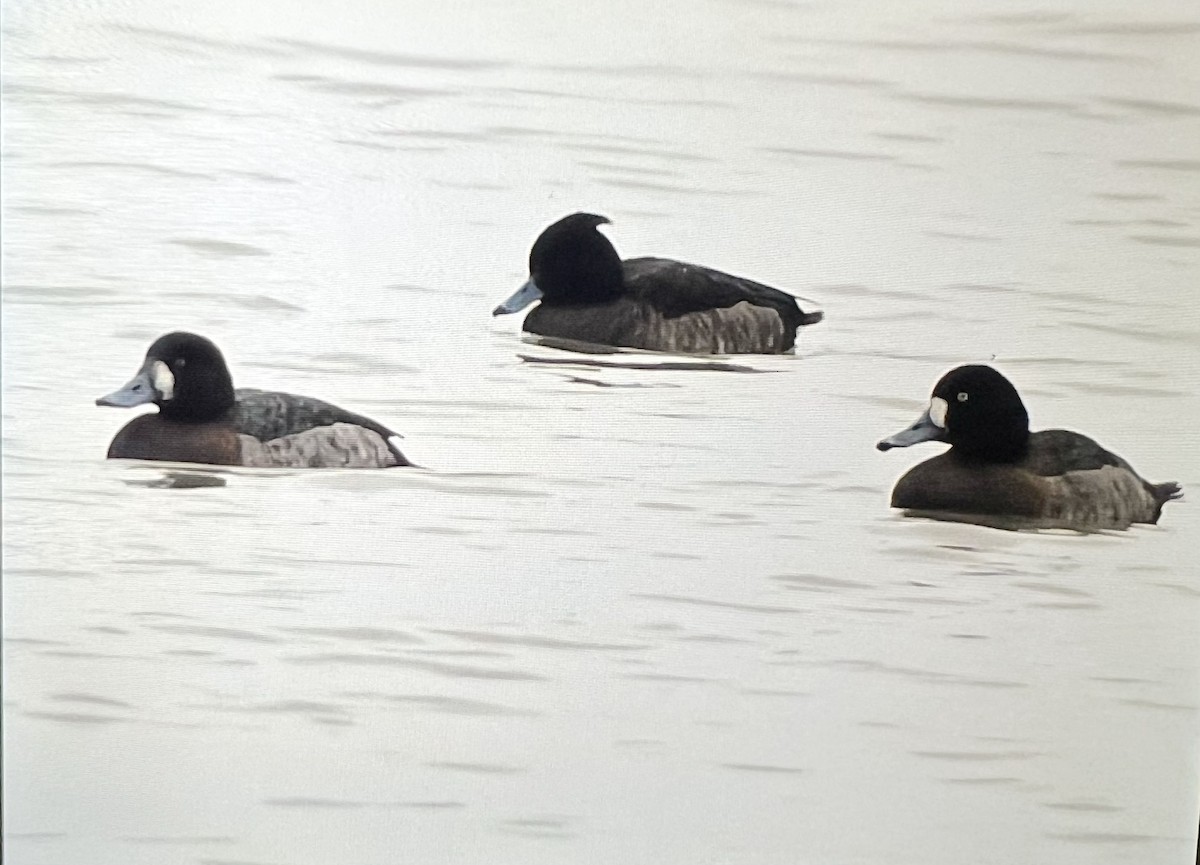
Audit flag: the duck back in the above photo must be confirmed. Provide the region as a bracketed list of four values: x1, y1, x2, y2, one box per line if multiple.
[892, 429, 1179, 529]
[232, 389, 408, 466]
[523, 257, 819, 354]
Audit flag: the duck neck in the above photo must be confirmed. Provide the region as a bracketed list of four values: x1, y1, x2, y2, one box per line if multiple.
[158, 373, 236, 423]
[954, 423, 1030, 463]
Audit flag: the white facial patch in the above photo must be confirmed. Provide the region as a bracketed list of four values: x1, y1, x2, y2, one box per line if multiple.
[151, 360, 175, 401]
[929, 396, 948, 429]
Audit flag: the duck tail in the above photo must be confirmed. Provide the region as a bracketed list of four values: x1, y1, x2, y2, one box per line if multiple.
[799, 309, 824, 327]
[1149, 481, 1182, 522]
[386, 435, 414, 468]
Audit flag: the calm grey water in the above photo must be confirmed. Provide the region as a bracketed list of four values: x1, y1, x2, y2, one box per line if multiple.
[3, 1, 1199, 863]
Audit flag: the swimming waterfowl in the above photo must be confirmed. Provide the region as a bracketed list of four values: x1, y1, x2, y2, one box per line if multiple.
[877, 365, 1180, 529]
[492, 212, 823, 354]
[97, 332, 409, 469]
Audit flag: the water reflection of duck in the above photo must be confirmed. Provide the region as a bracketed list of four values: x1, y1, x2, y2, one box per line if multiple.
[877, 365, 1181, 530]
[97, 332, 409, 469]
[493, 212, 823, 354]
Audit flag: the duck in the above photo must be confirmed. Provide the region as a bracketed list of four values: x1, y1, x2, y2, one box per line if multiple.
[492, 212, 823, 354]
[96, 332, 409, 469]
[876, 365, 1180, 530]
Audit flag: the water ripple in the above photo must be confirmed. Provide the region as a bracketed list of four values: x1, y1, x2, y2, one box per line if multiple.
[632, 593, 803, 615]
[286, 653, 546, 681]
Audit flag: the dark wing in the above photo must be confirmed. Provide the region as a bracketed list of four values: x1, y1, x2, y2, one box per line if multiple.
[1026, 429, 1180, 518]
[622, 257, 822, 329]
[231, 389, 408, 465]
[1024, 429, 1130, 476]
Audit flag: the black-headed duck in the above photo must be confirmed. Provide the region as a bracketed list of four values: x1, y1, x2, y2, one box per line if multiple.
[492, 213, 823, 354]
[877, 365, 1180, 530]
[97, 332, 409, 469]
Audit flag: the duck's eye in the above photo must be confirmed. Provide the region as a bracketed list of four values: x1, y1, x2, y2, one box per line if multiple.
[957, 392, 968, 402]
[175, 358, 186, 368]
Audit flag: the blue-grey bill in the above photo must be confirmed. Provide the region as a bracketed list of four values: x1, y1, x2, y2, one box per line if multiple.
[96, 368, 157, 408]
[492, 279, 543, 316]
[876, 408, 944, 451]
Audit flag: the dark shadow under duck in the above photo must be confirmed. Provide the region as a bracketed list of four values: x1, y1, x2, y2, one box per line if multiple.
[877, 365, 1180, 530]
[493, 213, 823, 354]
[97, 332, 409, 469]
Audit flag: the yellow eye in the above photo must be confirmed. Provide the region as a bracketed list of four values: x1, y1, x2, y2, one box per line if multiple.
[957, 392, 968, 402]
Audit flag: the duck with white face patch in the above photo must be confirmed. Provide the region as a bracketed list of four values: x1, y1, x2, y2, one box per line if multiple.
[876, 364, 1181, 530]
[97, 332, 411, 469]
